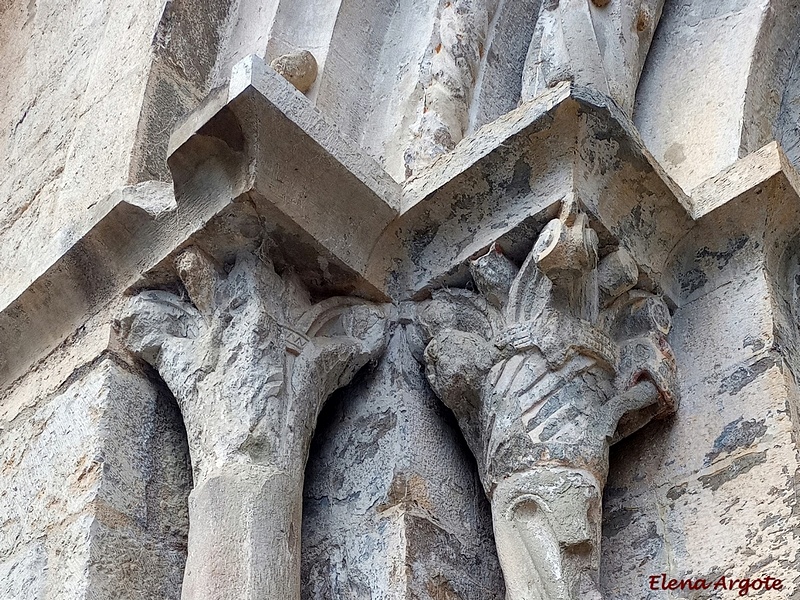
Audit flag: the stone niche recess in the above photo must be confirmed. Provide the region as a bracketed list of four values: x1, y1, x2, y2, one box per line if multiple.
[2, 1, 800, 599]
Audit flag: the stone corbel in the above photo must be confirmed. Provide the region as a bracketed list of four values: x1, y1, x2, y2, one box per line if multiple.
[419, 198, 679, 600]
[117, 245, 390, 600]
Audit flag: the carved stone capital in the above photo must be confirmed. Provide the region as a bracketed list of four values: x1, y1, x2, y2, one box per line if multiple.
[118, 245, 390, 600]
[419, 201, 679, 600]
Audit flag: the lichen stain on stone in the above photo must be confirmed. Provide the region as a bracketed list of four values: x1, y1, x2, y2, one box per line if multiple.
[742, 335, 766, 352]
[507, 158, 532, 198]
[663, 142, 686, 166]
[698, 451, 767, 492]
[759, 513, 784, 530]
[410, 223, 442, 263]
[632, 522, 661, 566]
[666, 482, 688, 501]
[717, 356, 776, 396]
[745, 554, 779, 575]
[603, 507, 637, 538]
[345, 409, 398, 464]
[704, 418, 767, 466]
[695, 235, 749, 270]
[621, 201, 657, 241]
[679, 267, 708, 296]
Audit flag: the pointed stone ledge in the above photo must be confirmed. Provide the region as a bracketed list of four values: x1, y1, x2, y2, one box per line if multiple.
[370, 87, 800, 302]
[169, 54, 402, 213]
[0, 55, 401, 391]
[168, 53, 401, 285]
[400, 82, 575, 212]
[367, 84, 695, 299]
[4, 53, 800, 393]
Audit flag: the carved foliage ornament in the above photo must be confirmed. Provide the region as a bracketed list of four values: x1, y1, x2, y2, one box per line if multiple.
[419, 198, 679, 600]
[118, 246, 389, 600]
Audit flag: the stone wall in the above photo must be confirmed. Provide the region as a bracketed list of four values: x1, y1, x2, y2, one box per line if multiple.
[302, 332, 503, 599]
[2, 0, 800, 598]
[0, 0, 165, 307]
[0, 356, 190, 599]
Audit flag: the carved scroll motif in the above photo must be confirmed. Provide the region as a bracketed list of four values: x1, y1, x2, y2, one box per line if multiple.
[420, 199, 678, 600]
[118, 246, 389, 600]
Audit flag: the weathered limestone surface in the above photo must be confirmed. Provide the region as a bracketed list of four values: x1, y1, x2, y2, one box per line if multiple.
[401, 0, 489, 177]
[635, 0, 800, 192]
[0, 357, 190, 599]
[4, 1, 800, 598]
[0, 181, 178, 388]
[368, 83, 691, 299]
[522, 0, 664, 116]
[604, 272, 800, 599]
[207, 0, 670, 180]
[303, 331, 504, 599]
[778, 41, 800, 171]
[603, 165, 800, 597]
[120, 246, 389, 599]
[0, 0, 166, 305]
[0, 56, 400, 390]
[468, 0, 539, 133]
[132, 0, 234, 182]
[420, 201, 678, 599]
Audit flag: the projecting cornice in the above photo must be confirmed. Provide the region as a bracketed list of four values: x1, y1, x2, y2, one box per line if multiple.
[2, 55, 800, 392]
[367, 82, 694, 298]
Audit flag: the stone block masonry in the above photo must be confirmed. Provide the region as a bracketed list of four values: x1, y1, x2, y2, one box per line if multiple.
[2, 1, 800, 598]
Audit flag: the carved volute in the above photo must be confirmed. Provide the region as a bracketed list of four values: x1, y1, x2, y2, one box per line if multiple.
[119, 245, 390, 600]
[420, 198, 679, 600]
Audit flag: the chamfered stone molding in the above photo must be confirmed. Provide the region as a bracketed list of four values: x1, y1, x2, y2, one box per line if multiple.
[4, 53, 800, 418]
[0, 54, 402, 391]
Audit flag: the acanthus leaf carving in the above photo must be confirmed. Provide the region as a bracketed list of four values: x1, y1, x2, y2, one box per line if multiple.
[118, 245, 390, 600]
[419, 199, 679, 600]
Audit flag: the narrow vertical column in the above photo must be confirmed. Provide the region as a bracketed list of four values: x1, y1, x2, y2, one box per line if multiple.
[522, 0, 664, 115]
[420, 198, 679, 600]
[404, 0, 489, 176]
[120, 246, 389, 600]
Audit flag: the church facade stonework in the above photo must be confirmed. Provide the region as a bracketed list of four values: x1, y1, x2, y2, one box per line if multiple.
[1, 1, 800, 598]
